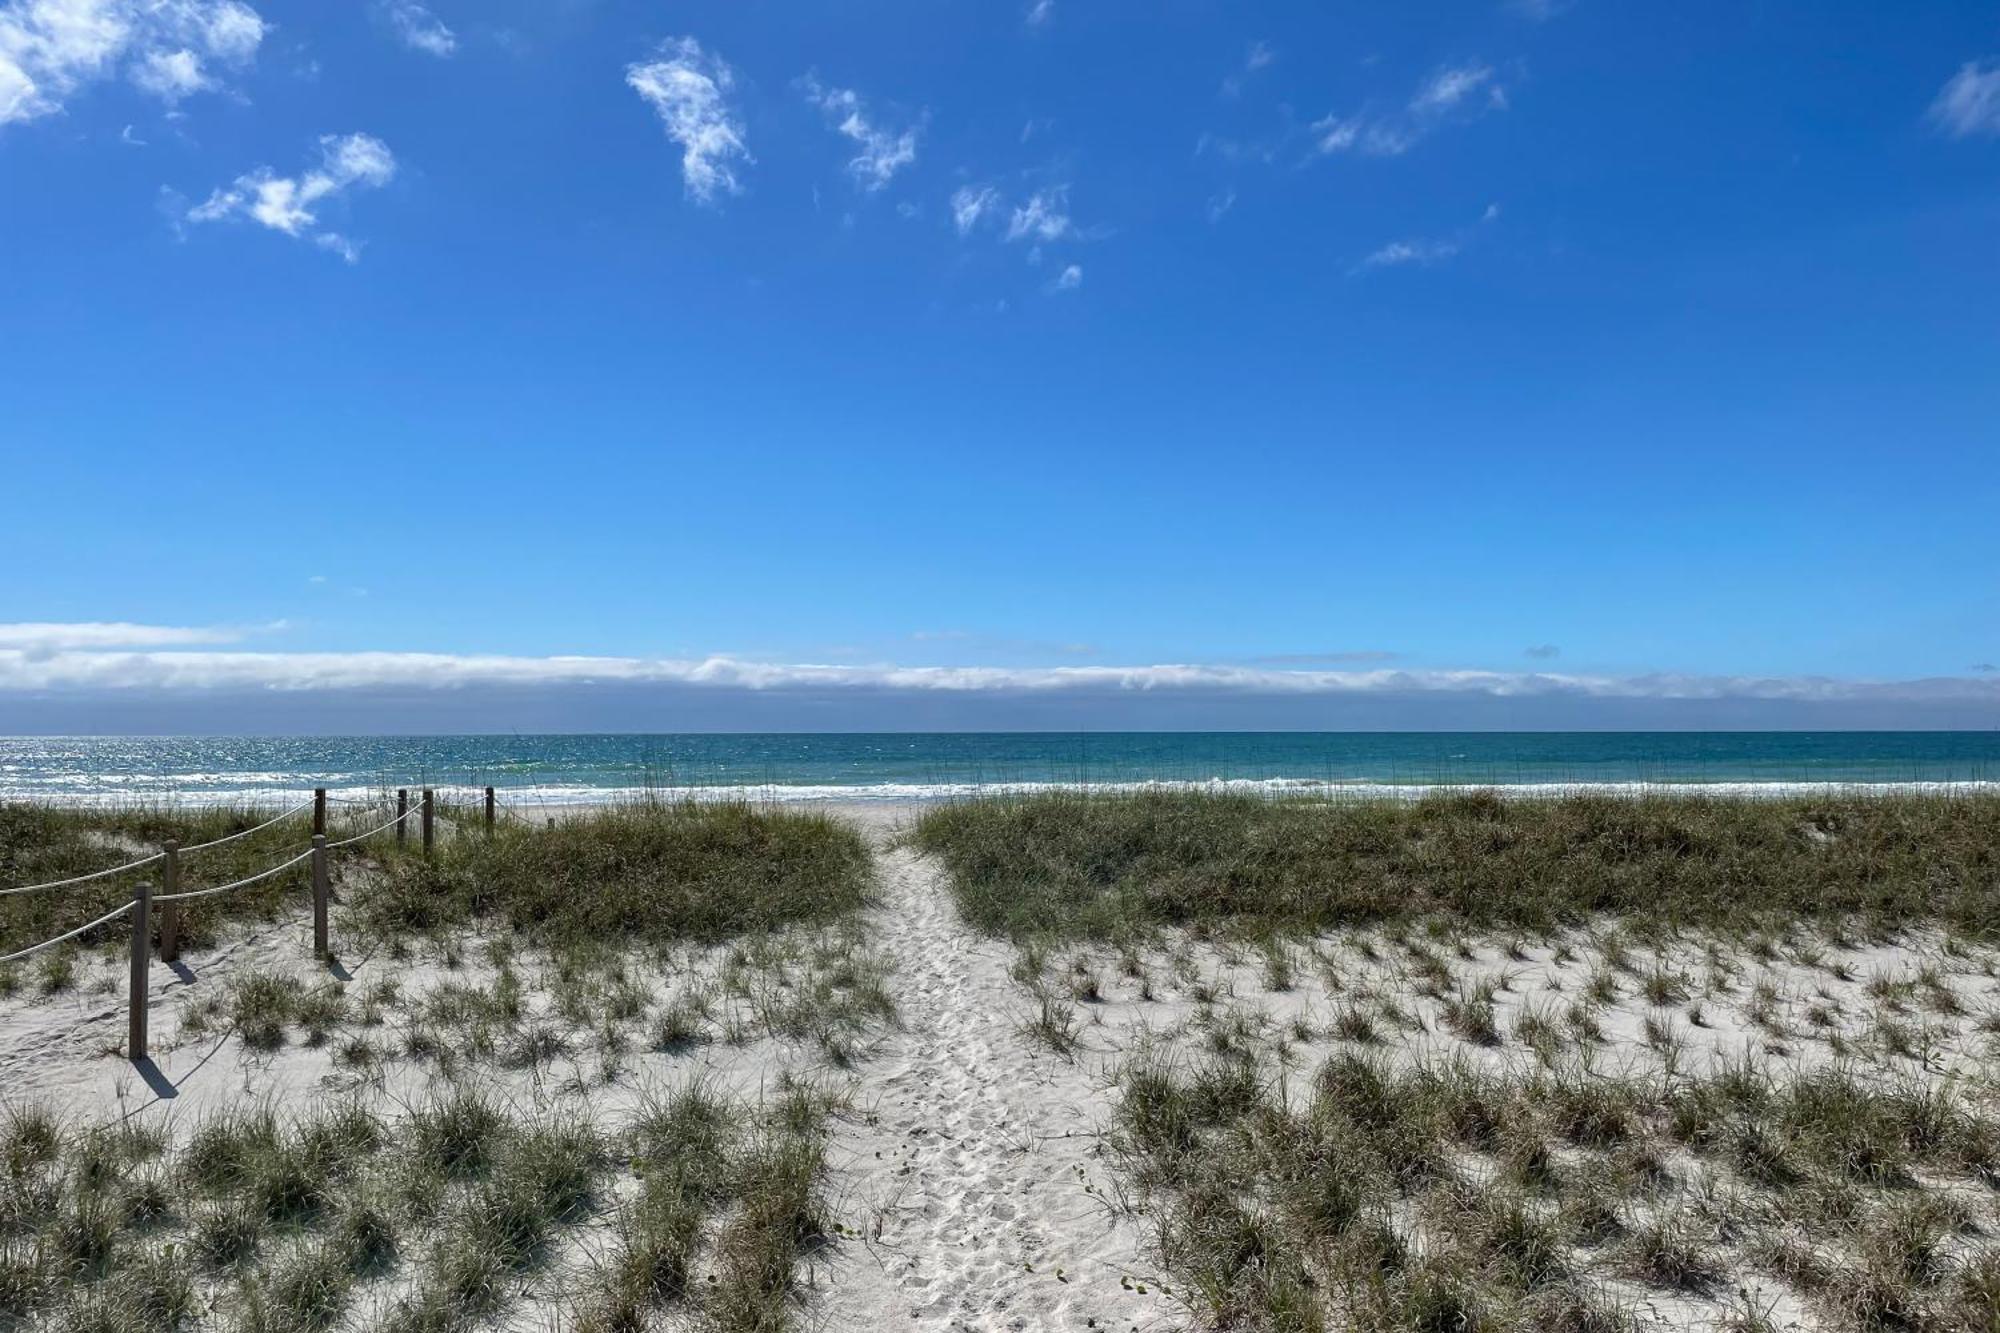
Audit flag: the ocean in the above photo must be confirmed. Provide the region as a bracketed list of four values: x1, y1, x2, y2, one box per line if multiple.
[2, 733, 1998, 806]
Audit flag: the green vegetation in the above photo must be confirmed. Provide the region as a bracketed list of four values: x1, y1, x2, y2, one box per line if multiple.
[1114, 1044, 2000, 1332]
[0, 802, 339, 961]
[0, 1081, 837, 1333]
[352, 800, 874, 947]
[912, 789, 2000, 941]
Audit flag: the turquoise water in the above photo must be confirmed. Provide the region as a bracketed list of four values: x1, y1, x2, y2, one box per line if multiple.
[2, 733, 1998, 805]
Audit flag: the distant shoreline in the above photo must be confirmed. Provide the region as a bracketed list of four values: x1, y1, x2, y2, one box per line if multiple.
[10, 777, 2000, 811]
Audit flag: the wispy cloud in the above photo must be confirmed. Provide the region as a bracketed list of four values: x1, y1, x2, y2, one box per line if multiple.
[626, 37, 750, 206]
[1353, 202, 1499, 275]
[0, 0, 267, 127]
[1313, 62, 1507, 157]
[798, 74, 920, 191]
[1221, 39, 1275, 97]
[1005, 185, 1073, 242]
[951, 183, 999, 235]
[184, 133, 396, 262]
[380, 0, 455, 57]
[952, 182, 1090, 246]
[1357, 237, 1460, 271]
[1051, 262, 1082, 291]
[0, 621, 284, 655]
[1524, 643, 1561, 660]
[1930, 60, 2000, 138]
[1025, 0, 1054, 29]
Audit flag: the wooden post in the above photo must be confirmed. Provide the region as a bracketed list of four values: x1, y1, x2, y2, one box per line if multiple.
[311, 834, 329, 958]
[484, 786, 496, 836]
[313, 787, 327, 839]
[158, 840, 180, 963]
[422, 789, 435, 856]
[396, 789, 409, 847]
[129, 880, 151, 1063]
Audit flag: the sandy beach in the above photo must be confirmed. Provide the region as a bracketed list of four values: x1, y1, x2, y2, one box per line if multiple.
[6, 791, 2000, 1331]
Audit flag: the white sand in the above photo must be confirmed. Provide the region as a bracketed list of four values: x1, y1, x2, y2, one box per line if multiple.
[8, 800, 1999, 1331]
[0, 802, 1182, 1332]
[811, 808, 1179, 1332]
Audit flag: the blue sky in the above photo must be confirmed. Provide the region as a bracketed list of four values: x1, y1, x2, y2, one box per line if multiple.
[3, 0, 1999, 730]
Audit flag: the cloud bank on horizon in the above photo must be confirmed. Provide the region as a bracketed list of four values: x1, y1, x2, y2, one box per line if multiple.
[1, 625, 1995, 731]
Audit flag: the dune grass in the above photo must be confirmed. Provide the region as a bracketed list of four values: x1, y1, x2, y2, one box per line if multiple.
[911, 789, 2000, 942]
[1114, 1036, 2000, 1332]
[0, 1078, 838, 1333]
[0, 802, 352, 963]
[350, 799, 874, 949]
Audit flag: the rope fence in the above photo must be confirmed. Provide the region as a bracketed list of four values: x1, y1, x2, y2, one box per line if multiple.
[0, 783, 529, 1061]
[152, 847, 316, 904]
[0, 901, 136, 966]
[174, 798, 316, 855]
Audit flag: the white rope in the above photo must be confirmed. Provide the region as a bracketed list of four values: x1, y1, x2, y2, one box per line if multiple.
[0, 901, 136, 965]
[154, 848, 314, 904]
[324, 805, 417, 849]
[176, 799, 315, 854]
[1, 852, 163, 898]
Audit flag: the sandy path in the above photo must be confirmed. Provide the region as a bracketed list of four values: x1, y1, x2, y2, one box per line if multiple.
[811, 813, 1179, 1333]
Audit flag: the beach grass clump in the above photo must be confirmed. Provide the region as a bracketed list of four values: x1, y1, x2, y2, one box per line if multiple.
[1109, 1033, 2000, 1332]
[912, 789, 2000, 941]
[568, 1078, 837, 1333]
[3, 1076, 839, 1333]
[353, 799, 873, 947]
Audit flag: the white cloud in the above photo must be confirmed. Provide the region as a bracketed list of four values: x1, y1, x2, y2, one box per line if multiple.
[1005, 185, 1072, 241]
[1312, 61, 1506, 157]
[380, 0, 454, 57]
[1222, 39, 1274, 96]
[1930, 60, 2000, 138]
[1025, 0, 1053, 28]
[0, 0, 266, 127]
[951, 183, 999, 235]
[1052, 262, 1082, 291]
[1206, 187, 1236, 223]
[626, 36, 750, 206]
[0, 620, 278, 655]
[1, 647, 1996, 715]
[1353, 201, 1500, 275]
[1357, 237, 1459, 270]
[1413, 63, 1502, 114]
[185, 132, 395, 259]
[799, 73, 919, 191]
[129, 46, 207, 100]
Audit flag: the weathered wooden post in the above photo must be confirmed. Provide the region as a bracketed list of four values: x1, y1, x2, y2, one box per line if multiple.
[129, 880, 151, 1062]
[313, 787, 327, 839]
[422, 789, 435, 856]
[158, 840, 180, 962]
[485, 786, 496, 836]
[311, 833, 329, 957]
[396, 789, 409, 847]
